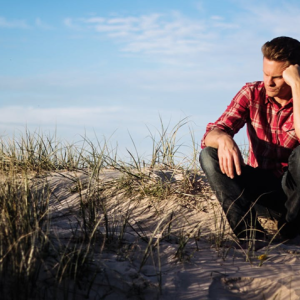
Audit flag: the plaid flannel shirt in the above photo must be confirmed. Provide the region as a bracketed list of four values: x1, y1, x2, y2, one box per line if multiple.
[201, 81, 300, 177]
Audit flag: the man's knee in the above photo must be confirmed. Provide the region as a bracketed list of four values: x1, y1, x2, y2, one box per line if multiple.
[289, 145, 300, 165]
[199, 147, 219, 176]
[286, 145, 300, 179]
[283, 145, 300, 222]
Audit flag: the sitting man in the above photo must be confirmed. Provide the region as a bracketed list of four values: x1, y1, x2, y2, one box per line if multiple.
[199, 36, 300, 249]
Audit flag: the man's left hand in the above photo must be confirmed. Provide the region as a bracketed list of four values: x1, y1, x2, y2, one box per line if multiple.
[283, 64, 300, 87]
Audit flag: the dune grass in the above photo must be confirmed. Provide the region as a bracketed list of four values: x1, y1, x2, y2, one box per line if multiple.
[0, 121, 286, 299]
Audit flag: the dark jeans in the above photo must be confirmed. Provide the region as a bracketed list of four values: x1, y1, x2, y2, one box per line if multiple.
[199, 146, 300, 240]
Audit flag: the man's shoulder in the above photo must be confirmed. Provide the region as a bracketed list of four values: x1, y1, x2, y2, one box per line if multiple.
[241, 81, 265, 101]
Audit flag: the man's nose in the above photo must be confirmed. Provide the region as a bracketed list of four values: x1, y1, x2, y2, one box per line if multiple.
[266, 76, 275, 86]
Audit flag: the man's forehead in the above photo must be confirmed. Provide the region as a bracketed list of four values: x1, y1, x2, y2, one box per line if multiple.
[263, 57, 290, 65]
[263, 58, 290, 73]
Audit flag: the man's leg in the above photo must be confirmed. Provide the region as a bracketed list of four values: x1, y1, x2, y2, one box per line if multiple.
[199, 147, 285, 241]
[281, 146, 300, 238]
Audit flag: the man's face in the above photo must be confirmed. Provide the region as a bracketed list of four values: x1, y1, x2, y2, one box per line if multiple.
[263, 57, 292, 100]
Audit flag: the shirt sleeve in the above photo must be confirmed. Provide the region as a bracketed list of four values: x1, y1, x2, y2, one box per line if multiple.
[201, 84, 251, 148]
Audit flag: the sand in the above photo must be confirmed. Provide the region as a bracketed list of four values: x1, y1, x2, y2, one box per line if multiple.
[38, 169, 300, 299]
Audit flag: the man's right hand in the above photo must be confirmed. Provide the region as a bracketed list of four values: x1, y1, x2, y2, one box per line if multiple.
[204, 129, 244, 179]
[217, 135, 243, 178]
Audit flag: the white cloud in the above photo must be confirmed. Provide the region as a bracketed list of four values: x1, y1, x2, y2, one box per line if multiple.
[0, 105, 185, 124]
[84, 17, 105, 23]
[35, 18, 53, 30]
[0, 106, 198, 152]
[63, 2, 300, 63]
[63, 17, 83, 31]
[195, 1, 205, 13]
[211, 15, 224, 20]
[0, 106, 126, 128]
[238, 2, 300, 37]
[0, 16, 54, 31]
[0, 16, 29, 29]
[66, 13, 215, 56]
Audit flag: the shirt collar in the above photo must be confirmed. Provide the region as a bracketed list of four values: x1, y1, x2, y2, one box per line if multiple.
[264, 94, 270, 104]
[264, 91, 293, 107]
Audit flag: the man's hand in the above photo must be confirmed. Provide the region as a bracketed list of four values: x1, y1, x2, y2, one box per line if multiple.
[283, 64, 300, 139]
[217, 135, 244, 179]
[204, 128, 244, 179]
[283, 64, 300, 88]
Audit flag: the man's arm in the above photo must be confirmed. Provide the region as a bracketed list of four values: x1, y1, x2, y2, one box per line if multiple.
[283, 64, 300, 139]
[204, 128, 244, 179]
[201, 83, 252, 178]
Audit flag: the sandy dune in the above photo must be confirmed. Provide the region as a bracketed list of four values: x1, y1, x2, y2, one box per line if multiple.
[39, 169, 300, 299]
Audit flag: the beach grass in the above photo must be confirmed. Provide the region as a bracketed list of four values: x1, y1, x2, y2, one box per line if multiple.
[0, 121, 288, 299]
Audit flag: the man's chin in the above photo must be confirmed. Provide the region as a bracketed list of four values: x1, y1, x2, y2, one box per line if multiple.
[266, 91, 278, 97]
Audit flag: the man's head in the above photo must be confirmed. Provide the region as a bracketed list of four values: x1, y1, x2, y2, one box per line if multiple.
[262, 37, 300, 101]
[262, 36, 300, 66]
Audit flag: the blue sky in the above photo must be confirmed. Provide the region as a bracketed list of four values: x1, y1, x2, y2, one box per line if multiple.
[1, 0, 300, 160]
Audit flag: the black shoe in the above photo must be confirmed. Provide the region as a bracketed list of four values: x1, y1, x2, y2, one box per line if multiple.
[277, 220, 299, 240]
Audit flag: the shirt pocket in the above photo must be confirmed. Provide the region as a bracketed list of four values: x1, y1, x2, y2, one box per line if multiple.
[283, 122, 294, 132]
[282, 122, 298, 143]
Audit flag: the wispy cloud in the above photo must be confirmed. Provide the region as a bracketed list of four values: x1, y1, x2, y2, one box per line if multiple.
[0, 16, 55, 30]
[0, 106, 124, 126]
[63, 17, 83, 30]
[35, 18, 54, 30]
[63, 2, 300, 62]
[0, 106, 196, 148]
[238, 2, 300, 36]
[0, 16, 30, 29]
[66, 13, 218, 56]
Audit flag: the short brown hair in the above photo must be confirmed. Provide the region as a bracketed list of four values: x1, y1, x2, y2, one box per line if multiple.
[262, 36, 300, 65]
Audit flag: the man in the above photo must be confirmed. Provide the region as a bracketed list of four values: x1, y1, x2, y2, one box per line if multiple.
[199, 36, 300, 249]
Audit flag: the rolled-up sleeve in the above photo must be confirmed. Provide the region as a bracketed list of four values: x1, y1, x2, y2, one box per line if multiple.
[201, 84, 250, 148]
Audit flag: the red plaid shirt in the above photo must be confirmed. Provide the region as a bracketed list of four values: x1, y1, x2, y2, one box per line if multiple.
[201, 81, 300, 177]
